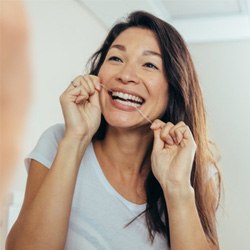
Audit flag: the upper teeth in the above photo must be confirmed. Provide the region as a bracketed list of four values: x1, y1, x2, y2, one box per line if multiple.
[112, 91, 143, 103]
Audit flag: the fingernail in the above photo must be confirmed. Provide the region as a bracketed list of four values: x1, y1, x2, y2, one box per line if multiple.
[96, 82, 101, 91]
[150, 123, 156, 129]
[174, 137, 178, 144]
[166, 137, 174, 145]
[177, 136, 181, 144]
[150, 122, 160, 130]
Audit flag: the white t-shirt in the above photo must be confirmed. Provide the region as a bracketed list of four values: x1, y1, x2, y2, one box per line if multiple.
[25, 124, 168, 250]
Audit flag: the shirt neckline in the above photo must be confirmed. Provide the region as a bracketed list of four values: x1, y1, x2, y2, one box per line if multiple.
[89, 142, 146, 214]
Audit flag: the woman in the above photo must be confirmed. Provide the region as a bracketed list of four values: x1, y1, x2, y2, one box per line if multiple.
[6, 11, 221, 250]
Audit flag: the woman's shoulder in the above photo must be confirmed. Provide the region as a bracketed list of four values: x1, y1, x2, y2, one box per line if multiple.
[43, 123, 65, 135]
[24, 124, 65, 170]
[31, 123, 65, 156]
[40, 123, 65, 143]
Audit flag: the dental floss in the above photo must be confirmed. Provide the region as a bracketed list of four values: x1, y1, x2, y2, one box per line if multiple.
[134, 107, 153, 124]
[99, 84, 153, 124]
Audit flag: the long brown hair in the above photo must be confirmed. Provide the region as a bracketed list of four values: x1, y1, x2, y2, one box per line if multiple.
[88, 11, 221, 247]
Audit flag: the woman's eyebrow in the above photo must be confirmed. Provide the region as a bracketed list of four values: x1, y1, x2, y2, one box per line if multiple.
[143, 50, 162, 58]
[110, 44, 126, 51]
[110, 44, 162, 58]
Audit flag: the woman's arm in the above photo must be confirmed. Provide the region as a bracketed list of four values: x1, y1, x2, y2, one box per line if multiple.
[6, 75, 102, 250]
[150, 120, 219, 250]
[6, 136, 89, 250]
[163, 185, 218, 250]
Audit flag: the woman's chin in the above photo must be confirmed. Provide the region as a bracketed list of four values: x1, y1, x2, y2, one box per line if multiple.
[107, 119, 134, 128]
[105, 117, 152, 132]
[104, 114, 139, 128]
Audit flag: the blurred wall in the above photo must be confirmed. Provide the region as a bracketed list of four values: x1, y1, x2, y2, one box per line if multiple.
[2, 0, 250, 249]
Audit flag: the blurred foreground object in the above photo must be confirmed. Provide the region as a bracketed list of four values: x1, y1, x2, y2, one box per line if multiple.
[0, 0, 31, 208]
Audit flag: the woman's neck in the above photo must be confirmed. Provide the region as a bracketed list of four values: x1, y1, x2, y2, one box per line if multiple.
[93, 126, 153, 204]
[94, 125, 153, 179]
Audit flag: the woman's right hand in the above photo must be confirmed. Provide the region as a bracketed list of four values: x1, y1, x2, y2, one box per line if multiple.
[60, 75, 102, 142]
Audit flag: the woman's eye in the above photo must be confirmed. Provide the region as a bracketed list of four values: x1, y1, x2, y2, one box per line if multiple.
[143, 62, 158, 70]
[108, 56, 122, 62]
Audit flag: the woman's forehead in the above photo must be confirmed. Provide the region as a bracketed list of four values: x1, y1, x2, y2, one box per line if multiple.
[111, 27, 161, 53]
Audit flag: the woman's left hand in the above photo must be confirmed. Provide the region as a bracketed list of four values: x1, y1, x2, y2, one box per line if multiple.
[150, 119, 197, 192]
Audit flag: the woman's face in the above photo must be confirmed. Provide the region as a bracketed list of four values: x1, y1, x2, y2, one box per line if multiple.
[98, 27, 168, 129]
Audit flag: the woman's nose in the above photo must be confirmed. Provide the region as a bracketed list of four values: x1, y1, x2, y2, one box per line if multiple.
[116, 63, 139, 84]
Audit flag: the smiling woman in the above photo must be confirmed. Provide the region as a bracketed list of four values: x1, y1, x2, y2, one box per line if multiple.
[6, 11, 221, 250]
[97, 27, 168, 127]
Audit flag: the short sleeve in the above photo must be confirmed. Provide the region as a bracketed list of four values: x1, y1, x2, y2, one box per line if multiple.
[24, 123, 65, 172]
[207, 164, 221, 208]
[208, 164, 218, 179]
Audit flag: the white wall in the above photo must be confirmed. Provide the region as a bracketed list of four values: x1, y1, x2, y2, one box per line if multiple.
[10, 0, 107, 192]
[2, 1, 250, 249]
[189, 40, 250, 250]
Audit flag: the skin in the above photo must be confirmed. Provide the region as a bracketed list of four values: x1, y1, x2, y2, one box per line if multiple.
[6, 28, 216, 249]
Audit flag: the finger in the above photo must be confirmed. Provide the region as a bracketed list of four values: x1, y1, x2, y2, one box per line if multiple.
[172, 125, 191, 146]
[151, 120, 175, 146]
[75, 95, 85, 104]
[150, 119, 165, 130]
[165, 121, 183, 143]
[70, 75, 83, 88]
[65, 75, 84, 92]
[152, 127, 165, 152]
[74, 86, 90, 104]
[65, 80, 78, 91]
[150, 120, 165, 151]
[80, 76, 95, 95]
[69, 75, 101, 92]
[81, 76, 101, 109]
[67, 85, 90, 102]
[169, 122, 186, 144]
[170, 126, 187, 145]
[89, 75, 101, 91]
[175, 129, 184, 144]
[81, 75, 102, 94]
[89, 90, 101, 111]
[81, 75, 101, 91]
[182, 126, 193, 141]
[160, 122, 175, 145]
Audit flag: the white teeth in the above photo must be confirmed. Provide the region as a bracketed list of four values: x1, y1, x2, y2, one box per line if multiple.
[112, 91, 143, 103]
[115, 99, 141, 107]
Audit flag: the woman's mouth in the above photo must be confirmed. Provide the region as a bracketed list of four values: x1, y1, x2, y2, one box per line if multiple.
[108, 90, 145, 108]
